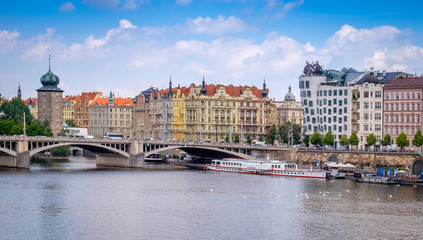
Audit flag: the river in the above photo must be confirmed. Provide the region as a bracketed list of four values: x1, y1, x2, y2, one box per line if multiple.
[0, 157, 422, 240]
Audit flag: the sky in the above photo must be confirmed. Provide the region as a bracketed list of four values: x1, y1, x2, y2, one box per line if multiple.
[1, 0, 423, 100]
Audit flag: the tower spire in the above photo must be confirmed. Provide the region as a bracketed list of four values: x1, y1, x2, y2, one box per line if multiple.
[109, 89, 114, 104]
[18, 84, 22, 99]
[200, 74, 207, 95]
[48, 55, 52, 74]
[261, 78, 268, 98]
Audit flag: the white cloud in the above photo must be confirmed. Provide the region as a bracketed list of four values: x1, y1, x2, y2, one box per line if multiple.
[175, 0, 192, 6]
[2, 19, 423, 100]
[0, 30, 20, 54]
[265, 0, 304, 18]
[58, 1, 76, 12]
[180, 15, 248, 35]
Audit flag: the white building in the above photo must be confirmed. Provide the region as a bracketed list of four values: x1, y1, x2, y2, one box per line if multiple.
[351, 71, 411, 150]
[299, 64, 366, 147]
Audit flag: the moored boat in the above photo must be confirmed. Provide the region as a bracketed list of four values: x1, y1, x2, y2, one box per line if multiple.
[144, 153, 164, 162]
[207, 159, 327, 179]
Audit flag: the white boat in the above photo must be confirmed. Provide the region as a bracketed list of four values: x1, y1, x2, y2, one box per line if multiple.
[207, 159, 327, 179]
[144, 153, 164, 162]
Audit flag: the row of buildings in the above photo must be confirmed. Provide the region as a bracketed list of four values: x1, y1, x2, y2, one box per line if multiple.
[20, 60, 303, 142]
[300, 62, 420, 150]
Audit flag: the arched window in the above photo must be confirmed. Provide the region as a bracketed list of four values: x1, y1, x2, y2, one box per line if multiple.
[412, 93, 415, 99]
[386, 94, 389, 100]
[401, 93, 404, 99]
[407, 93, 410, 99]
[390, 94, 394, 100]
[396, 93, 399, 100]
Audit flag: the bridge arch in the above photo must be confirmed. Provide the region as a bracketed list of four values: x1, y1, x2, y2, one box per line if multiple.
[145, 145, 252, 159]
[411, 159, 423, 175]
[0, 147, 17, 157]
[327, 154, 339, 162]
[29, 142, 130, 158]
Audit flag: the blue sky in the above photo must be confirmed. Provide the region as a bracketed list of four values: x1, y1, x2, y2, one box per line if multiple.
[1, 0, 422, 99]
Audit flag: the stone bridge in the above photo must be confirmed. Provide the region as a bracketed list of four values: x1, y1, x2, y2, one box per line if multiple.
[0, 136, 285, 169]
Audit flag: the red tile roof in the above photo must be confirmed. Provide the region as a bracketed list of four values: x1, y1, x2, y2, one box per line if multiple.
[90, 97, 133, 107]
[383, 77, 423, 88]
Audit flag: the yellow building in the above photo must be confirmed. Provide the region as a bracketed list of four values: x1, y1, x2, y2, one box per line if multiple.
[276, 86, 303, 129]
[172, 87, 190, 140]
[63, 95, 79, 122]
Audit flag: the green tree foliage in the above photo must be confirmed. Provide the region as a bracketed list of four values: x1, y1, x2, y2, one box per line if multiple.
[381, 134, 391, 146]
[245, 134, 252, 145]
[57, 128, 70, 136]
[303, 136, 310, 147]
[310, 131, 322, 146]
[412, 129, 423, 151]
[366, 133, 377, 148]
[0, 97, 33, 126]
[396, 132, 409, 152]
[339, 134, 349, 146]
[259, 136, 263, 142]
[26, 120, 45, 136]
[8, 125, 23, 135]
[265, 124, 278, 145]
[323, 130, 334, 146]
[225, 134, 229, 143]
[233, 133, 240, 143]
[349, 132, 359, 149]
[278, 121, 302, 144]
[50, 146, 70, 157]
[65, 119, 77, 127]
[0, 119, 16, 135]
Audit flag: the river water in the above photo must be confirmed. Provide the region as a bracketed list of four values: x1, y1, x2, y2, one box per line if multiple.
[0, 157, 422, 240]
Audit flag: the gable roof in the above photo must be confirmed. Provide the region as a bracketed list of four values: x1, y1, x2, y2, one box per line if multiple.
[383, 77, 423, 89]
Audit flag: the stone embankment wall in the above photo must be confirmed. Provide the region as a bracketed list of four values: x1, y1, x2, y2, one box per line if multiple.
[270, 149, 421, 168]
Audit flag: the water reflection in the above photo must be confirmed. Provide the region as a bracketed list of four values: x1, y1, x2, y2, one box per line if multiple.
[0, 158, 422, 239]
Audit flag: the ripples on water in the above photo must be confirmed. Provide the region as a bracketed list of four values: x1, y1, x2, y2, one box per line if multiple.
[0, 157, 422, 240]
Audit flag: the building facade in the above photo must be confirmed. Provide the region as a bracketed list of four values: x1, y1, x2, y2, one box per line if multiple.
[132, 89, 151, 139]
[276, 86, 303, 129]
[383, 77, 423, 148]
[75, 92, 103, 133]
[63, 95, 79, 122]
[89, 92, 133, 138]
[351, 71, 411, 150]
[36, 59, 64, 136]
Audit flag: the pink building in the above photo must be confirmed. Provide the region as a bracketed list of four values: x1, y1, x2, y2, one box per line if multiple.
[383, 77, 423, 147]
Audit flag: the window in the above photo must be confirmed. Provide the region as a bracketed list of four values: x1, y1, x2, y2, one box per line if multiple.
[418, 93, 421, 99]
[334, 90, 337, 96]
[391, 94, 394, 100]
[307, 91, 311, 97]
[375, 91, 381, 98]
[299, 81, 305, 88]
[364, 92, 369, 98]
[375, 102, 381, 109]
[311, 109, 315, 115]
[344, 98, 347, 105]
[329, 90, 332, 96]
[401, 93, 404, 99]
[309, 101, 313, 107]
[375, 124, 381, 131]
[339, 90, 343, 96]
[396, 93, 399, 100]
[385, 94, 389, 100]
[344, 89, 348, 96]
[323, 99, 327, 105]
[344, 107, 347, 113]
[333, 99, 337, 105]
[305, 81, 310, 88]
[324, 90, 327, 96]
[364, 103, 369, 109]
[407, 93, 410, 99]
[375, 113, 381, 120]
[412, 93, 415, 99]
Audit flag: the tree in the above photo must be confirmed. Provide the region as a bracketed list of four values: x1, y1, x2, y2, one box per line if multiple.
[396, 132, 409, 152]
[310, 131, 322, 146]
[265, 124, 278, 145]
[278, 121, 302, 144]
[225, 134, 229, 143]
[245, 134, 252, 145]
[0, 119, 16, 135]
[303, 136, 310, 147]
[412, 129, 423, 151]
[42, 119, 53, 137]
[57, 128, 70, 136]
[50, 146, 70, 157]
[233, 133, 240, 144]
[366, 133, 377, 151]
[65, 119, 77, 127]
[0, 97, 33, 126]
[323, 130, 334, 146]
[8, 125, 23, 135]
[259, 136, 264, 142]
[349, 132, 359, 150]
[381, 134, 391, 146]
[27, 121, 45, 136]
[339, 134, 349, 146]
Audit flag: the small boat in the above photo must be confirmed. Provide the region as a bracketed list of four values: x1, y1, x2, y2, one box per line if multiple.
[144, 154, 164, 162]
[207, 159, 327, 179]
